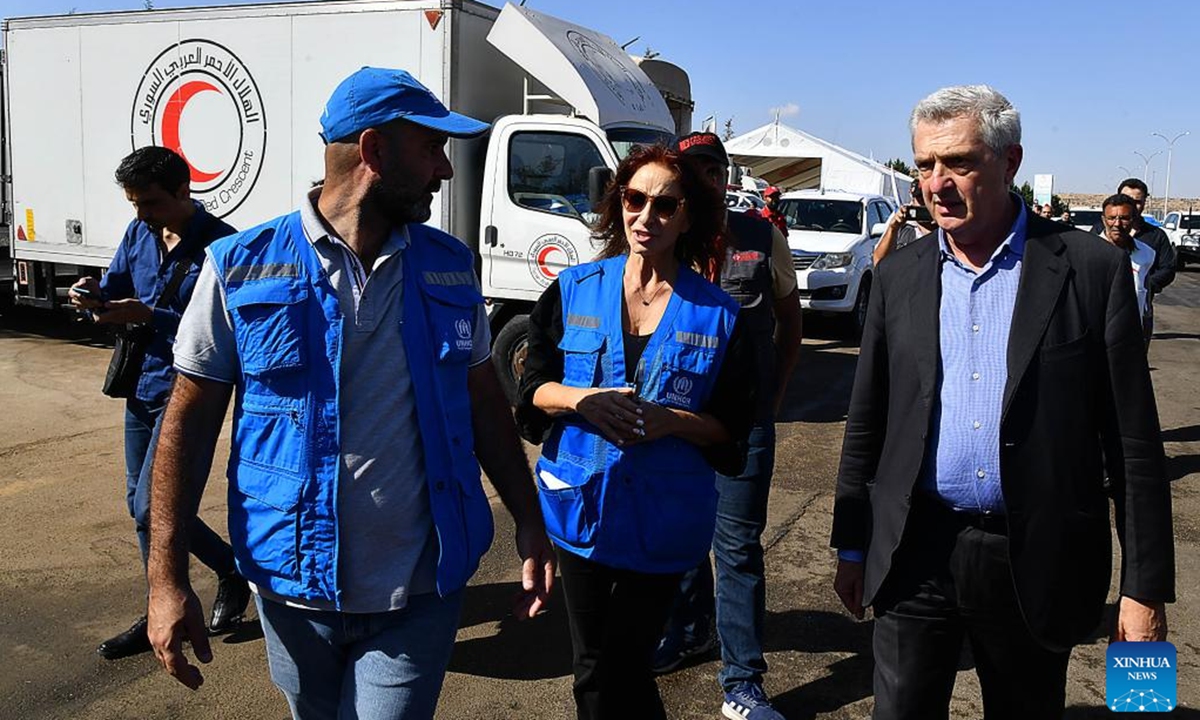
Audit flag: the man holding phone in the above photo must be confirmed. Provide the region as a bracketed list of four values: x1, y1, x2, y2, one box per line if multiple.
[69, 146, 249, 660]
[873, 179, 935, 265]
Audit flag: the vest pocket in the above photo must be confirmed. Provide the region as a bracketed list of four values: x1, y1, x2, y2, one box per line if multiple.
[557, 328, 605, 387]
[421, 281, 483, 364]
[634, 468, 718, 570]
[235, 400, 307, 475]
[654, 343, 716, 411]
[228, 464, 303, 582]
[535, 456, 600, 547]
[226, 279, 308, 376]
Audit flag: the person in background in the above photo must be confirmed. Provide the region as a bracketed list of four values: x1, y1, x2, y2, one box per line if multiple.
[1058, 210, 1072, 226]
[145, 68, 554, 719]
[652, 132, 803, 720]
[832, 84, 1173, 719]
[517, 143, 757, 720]
[69, 146, 248, 661]
[1089, 179, 1177, 344]
[755, 186, 790, 237]
[873, 178, 936, 265]
[1100, 193, 1156, 324]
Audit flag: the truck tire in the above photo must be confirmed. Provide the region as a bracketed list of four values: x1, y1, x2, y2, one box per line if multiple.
[491, 314, 531, 406]
[845, 275, 871, 344]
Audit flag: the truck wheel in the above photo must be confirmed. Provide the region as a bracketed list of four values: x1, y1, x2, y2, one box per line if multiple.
[845, 275, 871, 344]
[491, 314, 531, 406]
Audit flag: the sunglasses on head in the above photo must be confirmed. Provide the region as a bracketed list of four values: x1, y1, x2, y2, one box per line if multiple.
[620, 186, 686, 220]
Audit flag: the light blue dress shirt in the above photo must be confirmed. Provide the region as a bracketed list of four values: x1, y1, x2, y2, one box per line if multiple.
[919, 201, 1028, 514]
[838, 201, 1028, 562]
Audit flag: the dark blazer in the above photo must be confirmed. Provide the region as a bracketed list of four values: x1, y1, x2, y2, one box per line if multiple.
[831, 213, 1175, 652]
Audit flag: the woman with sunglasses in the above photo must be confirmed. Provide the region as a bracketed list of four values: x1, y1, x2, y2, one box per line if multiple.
[516, 144, 757, 720]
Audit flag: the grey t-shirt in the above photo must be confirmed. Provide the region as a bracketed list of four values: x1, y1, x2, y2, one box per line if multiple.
[174, 190, 490, 613]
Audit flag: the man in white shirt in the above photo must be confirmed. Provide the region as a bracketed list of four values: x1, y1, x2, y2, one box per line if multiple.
[1101, 194, 1156, 322]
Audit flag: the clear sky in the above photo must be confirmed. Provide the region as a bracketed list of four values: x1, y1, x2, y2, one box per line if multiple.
[5, 0, 1199, 198]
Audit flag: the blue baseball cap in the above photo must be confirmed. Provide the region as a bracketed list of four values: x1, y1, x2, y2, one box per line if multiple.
[319, 67, 490, 143]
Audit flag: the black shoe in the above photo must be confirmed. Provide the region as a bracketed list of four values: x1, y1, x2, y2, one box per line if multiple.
[97, 616, 151, 660]
[209, 573, 251, 634]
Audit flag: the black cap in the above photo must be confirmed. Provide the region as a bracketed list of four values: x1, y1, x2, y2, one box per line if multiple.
[677, 131, 729, 166]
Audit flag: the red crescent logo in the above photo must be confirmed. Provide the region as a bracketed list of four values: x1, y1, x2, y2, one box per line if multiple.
[537, 245, 564, 279]
[161, 80, 223, 183]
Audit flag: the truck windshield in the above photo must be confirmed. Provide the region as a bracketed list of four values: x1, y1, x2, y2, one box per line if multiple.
[509, 131, 607, 218]
[607, 128, 674, 161]
[776, 198, 863, 234]
[1071, 210, 1102, 228]
[1180, 216, 1200, 230]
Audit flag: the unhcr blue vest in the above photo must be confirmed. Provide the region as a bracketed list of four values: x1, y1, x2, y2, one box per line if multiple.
[206, 212, 493, 607]
[537, 257, 740, 573]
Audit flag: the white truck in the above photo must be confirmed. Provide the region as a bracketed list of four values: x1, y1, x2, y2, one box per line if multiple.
[1, 0, 692, 397]
[1163, 210, 1200, 268]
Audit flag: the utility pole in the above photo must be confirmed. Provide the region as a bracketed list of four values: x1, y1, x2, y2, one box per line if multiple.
[1132, 150, 1159, 181]
[1152, 131, 1189, 217]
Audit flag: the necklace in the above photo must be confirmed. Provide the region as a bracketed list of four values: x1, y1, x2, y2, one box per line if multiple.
[634, 281, 669, 306]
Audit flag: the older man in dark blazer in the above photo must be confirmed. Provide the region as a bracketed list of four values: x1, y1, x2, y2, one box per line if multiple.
[831, 85, 1174, 720]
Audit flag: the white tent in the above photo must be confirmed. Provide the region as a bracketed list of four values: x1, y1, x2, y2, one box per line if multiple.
[724, 121, 912, 202]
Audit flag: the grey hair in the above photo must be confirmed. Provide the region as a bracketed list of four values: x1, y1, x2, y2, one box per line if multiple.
[909, 85, 1021, 155]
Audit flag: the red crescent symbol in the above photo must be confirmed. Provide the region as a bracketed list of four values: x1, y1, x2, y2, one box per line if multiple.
[537, 245, 564, 278]
[161, 80, 223, 183]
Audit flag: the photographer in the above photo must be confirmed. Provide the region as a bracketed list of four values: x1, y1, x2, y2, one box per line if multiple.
[872, 178, 935, 265]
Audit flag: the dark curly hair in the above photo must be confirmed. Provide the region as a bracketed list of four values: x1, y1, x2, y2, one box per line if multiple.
[591, 144, 726, 276]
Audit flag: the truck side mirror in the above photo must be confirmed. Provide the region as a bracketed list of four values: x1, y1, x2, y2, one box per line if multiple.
[588, 166, 615, 209]
[870, 222, 888, 238]
[1165, 222, 1177, 231]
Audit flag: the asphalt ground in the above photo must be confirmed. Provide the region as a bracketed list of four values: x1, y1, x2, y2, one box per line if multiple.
[1, 267, 1197, 719]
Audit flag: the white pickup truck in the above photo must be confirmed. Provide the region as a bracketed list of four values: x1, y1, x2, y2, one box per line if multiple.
[776, 189, 896, 339]
[1163, 211, 1200, 268]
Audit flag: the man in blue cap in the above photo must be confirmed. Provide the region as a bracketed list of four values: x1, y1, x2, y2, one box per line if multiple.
[144, 67, 556, 720]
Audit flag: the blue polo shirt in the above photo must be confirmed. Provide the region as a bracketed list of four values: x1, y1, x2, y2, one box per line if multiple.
[99, 202, 236, 404]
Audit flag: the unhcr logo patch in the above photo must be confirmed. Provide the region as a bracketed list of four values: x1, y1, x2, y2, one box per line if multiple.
[664, 374, 696, 407]
[454, 318, 473, 351]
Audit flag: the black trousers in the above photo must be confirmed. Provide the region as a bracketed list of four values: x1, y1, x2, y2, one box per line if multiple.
[871, 496, 1071, 720]
[556, 548, 683, 720]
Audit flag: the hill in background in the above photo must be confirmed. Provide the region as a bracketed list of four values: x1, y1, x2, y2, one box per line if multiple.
[1060, 192, 1200, 215]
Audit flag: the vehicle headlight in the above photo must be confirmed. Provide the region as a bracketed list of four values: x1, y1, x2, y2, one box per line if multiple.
[811, 252, 855, 270]
[1183, 234, 1200, 246]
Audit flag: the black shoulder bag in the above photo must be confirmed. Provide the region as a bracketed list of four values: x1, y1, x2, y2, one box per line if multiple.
[101, 256, 196, 399]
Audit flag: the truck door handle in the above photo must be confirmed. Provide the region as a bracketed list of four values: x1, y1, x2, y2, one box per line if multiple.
[485, 225, 498, 247]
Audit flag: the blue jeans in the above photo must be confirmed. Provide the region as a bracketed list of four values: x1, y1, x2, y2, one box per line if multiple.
[124, 398, 235, 575]
[256, 590, 464, 720]
[667, 422, 775, 691]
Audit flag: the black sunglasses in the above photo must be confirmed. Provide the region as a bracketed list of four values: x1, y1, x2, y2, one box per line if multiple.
[620, 186, 686, 220]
